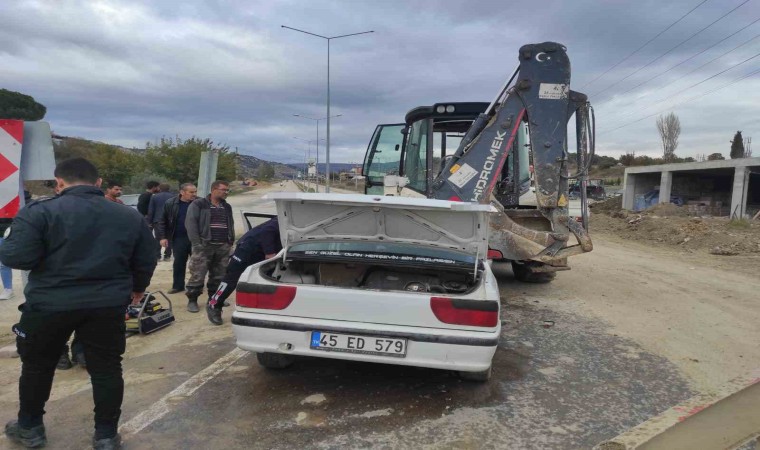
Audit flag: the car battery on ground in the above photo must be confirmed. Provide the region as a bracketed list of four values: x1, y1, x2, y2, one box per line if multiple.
[125, 291, 175, 334]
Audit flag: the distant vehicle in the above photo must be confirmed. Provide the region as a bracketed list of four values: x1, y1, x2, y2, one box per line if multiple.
[568, 179, 606, 201]
[232, 194, 500, 381]
[121, 194, 140, 210]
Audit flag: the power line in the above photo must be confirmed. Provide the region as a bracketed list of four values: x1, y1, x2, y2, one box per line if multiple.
[599, 66, 760, 136]
[591, 0, 751, 98]
[596, 16, 760, 106]
[579, 0, 712, 90]
[603, 40, 760, 123]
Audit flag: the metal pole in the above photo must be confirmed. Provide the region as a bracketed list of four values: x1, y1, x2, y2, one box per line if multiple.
[315, 120, 320, 193]
[282, 26, 373, 193]
[197, 150, 219, 198]
[326, 39, 331, 192]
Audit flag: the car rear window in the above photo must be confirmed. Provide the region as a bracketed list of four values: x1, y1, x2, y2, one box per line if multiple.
[287, 241, 476, 268]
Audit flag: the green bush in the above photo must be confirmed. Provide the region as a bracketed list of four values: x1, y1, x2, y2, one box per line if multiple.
[728, 219, 750, 229]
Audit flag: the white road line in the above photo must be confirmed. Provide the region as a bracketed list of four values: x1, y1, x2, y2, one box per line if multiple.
[119, 347, 248, 436]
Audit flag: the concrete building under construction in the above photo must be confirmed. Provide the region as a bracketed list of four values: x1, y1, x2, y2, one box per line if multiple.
[622, 157, 760, 218]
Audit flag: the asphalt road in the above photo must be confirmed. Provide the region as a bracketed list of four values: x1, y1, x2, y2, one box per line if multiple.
[0, 182, 697, 449]
[120, 266, 693, 450]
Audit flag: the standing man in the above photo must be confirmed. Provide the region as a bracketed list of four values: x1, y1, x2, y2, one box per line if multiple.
[207, 217, 281, 325]
[155, 183, 198, 294]
[137, 181, 159, 218]
[103, 181, 124, 204]
[184, 180, 234, 313]
[0, 158, 157, 449]
[147, 183, 174, 261]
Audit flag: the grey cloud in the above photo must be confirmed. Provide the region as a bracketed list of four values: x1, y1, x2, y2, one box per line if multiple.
[2, 0, 760, 165]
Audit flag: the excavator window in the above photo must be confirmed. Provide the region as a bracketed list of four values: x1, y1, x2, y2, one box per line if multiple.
[362, 123, 405, 195]
[403, 119, 430, 193]
[431, 131, 464, 178]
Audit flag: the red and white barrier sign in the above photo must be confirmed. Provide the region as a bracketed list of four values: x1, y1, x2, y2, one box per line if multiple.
[0, 120, 23, 218]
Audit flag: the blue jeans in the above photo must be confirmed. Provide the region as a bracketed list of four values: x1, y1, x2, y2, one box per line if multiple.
[0, 238, 12, 289]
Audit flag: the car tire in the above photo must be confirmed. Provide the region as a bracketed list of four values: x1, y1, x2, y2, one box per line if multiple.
[459, 366, 492, 382]
[511, 261, 556, 284]
[256, 352, 295, 369]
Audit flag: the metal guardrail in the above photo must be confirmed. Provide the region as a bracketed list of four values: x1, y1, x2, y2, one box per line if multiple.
[595, 369, 760, 450]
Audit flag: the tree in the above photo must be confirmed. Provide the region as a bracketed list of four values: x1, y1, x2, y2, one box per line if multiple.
[53, 137, 96, 162]
[257, 162, 275, 180]
[619, 152, 636, 166]
[730, 131, 745, 159]
[591, 154, 617, 169]
[88, 143, 144, 184]
[0, 88, 47, 121]
[707, 152, 725, 161]
[144, 136, 236, 184]
[656, 113, 680, 162]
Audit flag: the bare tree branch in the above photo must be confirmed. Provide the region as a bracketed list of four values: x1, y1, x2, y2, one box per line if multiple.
[656, 113, 680, 162]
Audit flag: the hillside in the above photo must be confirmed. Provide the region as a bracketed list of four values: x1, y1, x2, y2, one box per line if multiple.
[236, 154, 298, 179]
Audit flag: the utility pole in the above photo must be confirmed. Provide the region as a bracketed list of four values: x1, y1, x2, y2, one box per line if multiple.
[197, 150, 219, 198]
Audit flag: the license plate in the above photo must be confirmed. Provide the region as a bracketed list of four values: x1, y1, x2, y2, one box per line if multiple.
[310, 331, 407, 358]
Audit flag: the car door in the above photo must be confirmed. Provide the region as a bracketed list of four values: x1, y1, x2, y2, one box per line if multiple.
[362, 123, 405, 195]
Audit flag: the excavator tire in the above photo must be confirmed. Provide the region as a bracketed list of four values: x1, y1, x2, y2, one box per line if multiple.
[511, 261, 556, 284]
[256, 352, 295, 370]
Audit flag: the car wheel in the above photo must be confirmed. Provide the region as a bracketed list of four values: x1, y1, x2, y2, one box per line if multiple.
[256, 352, 295, 369]
[459, 366, 492, 382]
[511, 261, 556, 284]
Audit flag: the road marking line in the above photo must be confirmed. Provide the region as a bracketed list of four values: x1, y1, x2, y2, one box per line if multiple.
[119, 347, 247, 436]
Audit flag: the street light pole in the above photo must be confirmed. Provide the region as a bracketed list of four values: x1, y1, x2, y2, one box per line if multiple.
[293, 136, 324, 192]
[293, 137, 311, 190]
[282, 25, 374, 192]
[293, 114, 338, 193]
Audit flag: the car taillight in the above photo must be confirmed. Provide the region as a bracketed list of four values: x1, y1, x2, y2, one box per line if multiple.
[487, 249, 503, 260]
[236, 284, 296, 310]
[430, 297, 498, 327]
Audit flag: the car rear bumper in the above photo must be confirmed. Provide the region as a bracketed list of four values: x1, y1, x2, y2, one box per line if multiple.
[231, 312, 499, 372]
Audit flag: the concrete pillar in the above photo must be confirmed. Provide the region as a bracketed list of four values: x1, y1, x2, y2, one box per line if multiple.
[623, 173, 636, 210]
[659, 171, 672, 204]
[730, 166, 749, 218]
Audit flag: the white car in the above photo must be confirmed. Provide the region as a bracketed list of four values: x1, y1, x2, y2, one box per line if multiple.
[232, 193, 501, 381]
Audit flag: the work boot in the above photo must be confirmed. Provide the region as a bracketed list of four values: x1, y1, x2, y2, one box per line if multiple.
[57, 351, 73, 370]
[186, 288, 202, 313]
[5, 420, 47, 448]
[92, 433, 122, 450]
[206, 304, 223, 326]
[167, 288, 184, 294]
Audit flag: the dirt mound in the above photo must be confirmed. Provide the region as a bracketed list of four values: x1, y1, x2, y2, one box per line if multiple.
[643, 202, 690, 217]
[588, 195, 622, 214]
[591, 214, 760, 256]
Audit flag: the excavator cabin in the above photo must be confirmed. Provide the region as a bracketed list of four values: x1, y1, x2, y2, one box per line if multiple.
[362, 102, 530, 207]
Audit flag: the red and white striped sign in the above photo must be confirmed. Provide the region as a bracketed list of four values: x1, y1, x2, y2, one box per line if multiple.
[0, 120, 23, 218]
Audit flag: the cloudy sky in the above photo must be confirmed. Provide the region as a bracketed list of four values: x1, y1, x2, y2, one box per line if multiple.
[2, 0, 760, 165]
